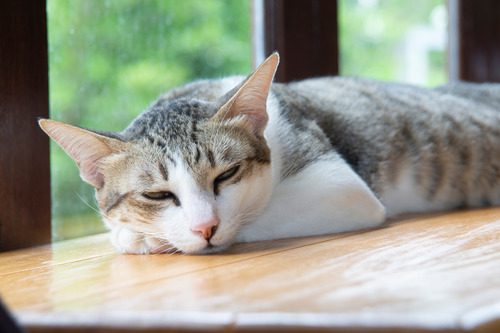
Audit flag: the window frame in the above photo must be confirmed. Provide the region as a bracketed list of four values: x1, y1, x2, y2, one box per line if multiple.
[255, 0, 339, 82]
[1, 0, 499, 250]
[448, 0, 500, 82]
[0, 0, 51, 251]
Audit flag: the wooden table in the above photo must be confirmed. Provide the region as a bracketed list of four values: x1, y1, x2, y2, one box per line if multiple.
[1, 208, 500, 332]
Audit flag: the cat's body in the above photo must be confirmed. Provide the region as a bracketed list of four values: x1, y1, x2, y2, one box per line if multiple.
[158, 75, 500, 214]
[40, 54, 500, 254]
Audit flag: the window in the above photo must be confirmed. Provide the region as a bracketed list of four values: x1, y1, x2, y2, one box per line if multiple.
[2, 0, 500, 250]
[339, 0, 446, 86]
[47, 0, 252, 240]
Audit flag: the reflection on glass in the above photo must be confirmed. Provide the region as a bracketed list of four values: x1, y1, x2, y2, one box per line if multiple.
[340, 0, 446, 86]
[47, 0, 251, 240]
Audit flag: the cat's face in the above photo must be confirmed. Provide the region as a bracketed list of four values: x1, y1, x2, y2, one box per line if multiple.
[40, 53, 279, 254]
[95, 115, 273, 253]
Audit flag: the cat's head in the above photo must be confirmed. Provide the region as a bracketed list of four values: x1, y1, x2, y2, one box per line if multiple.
[40, 53, 279, 254]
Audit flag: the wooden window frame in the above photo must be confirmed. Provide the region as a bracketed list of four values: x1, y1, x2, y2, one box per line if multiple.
[448, 0, 500, 82]
[253, 0, 339, 82]
[1, 0, 499, 251]
[0, 0, 51, 251]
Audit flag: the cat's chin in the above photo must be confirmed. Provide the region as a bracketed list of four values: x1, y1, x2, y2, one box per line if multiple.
[182, 242, 231, 255]
[110, 227, 177, 255]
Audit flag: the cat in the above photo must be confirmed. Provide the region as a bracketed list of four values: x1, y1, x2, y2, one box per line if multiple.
[39, 53, 500, 254]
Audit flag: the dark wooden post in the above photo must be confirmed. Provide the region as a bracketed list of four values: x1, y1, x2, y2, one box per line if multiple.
[0, 0, 51, 250]
[258, 0, 339, 82]
[450, 0, 500, 82]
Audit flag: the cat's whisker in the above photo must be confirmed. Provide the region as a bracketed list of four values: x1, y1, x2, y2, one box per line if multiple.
[134, 232, 177, 254]
[75, 193, 113, 220]
[232, 211, 260, 225]
[168, 249, 181, 255]
[169, 248, 182, 256]
[152, 242, 176, 254]
[138, 230, 161, 236]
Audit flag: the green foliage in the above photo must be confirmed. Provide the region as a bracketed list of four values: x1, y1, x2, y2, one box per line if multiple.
[340, 0, 445, 86]
[47, 0, 251, 240]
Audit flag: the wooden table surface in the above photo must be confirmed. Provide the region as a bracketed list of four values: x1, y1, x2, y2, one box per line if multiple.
[1, 208, 500, 332]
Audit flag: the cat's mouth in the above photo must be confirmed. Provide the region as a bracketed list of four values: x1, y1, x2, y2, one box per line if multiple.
[184, 241, 229, 255]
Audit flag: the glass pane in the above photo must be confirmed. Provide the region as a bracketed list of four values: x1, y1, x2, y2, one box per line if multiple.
[339, 0, 447, 86]
[47, 0, 251, 241]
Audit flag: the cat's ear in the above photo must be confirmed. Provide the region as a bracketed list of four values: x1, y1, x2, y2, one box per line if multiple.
[38, 119, 124, 189]
[213, 52, 280, 135]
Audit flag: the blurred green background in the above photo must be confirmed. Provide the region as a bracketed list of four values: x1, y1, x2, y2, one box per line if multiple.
[340, 0, 446, 86]
[47, 0, 445, 241]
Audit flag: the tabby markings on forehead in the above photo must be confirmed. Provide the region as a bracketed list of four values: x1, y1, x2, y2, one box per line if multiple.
[207, 149, 216, 168]
[191, 121, 199, 144]
[166, 155, 177, 166]
[146, 134, 167, 150]
[194, 147, 201, 164]
[105, 192, 130, 214]
[159, 162, 168, 181]
[138, 171, 155, 187]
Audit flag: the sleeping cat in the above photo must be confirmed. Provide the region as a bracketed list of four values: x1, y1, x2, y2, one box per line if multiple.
[39, 53, 500, 254]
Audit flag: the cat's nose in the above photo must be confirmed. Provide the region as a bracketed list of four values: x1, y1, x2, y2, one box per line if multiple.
[191, 218, 219, 240]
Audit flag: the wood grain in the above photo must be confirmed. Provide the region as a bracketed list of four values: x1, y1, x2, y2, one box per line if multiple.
[1, 209, 500, 332]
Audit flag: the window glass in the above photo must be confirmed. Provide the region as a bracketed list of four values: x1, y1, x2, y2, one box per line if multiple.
[47, 0, 251, 240]
[339, 0, 446, 86]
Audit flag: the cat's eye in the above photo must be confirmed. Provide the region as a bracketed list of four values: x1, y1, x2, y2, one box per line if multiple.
[142, 191, 180, 206]
[214, 165, 240, 188]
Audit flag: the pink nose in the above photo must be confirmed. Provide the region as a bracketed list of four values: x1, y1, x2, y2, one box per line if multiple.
[190, 218, 219, 240]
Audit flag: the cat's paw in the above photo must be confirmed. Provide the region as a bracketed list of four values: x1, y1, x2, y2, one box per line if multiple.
[109, 227, 171, 254]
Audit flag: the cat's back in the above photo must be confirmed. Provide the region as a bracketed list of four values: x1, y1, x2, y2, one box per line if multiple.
[288, 76, 500, 117]
[284, 77, 500, 216]
[286, 76, 500, 164]
[434, 81, 500, 109]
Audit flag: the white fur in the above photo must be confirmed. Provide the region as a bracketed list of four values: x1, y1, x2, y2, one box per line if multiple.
[210, 165, 273, 247]
[155, 156, 211, 253]
[110, 227, 168, 254]
[263, 94, 285, 188]
[152, 154, 273, 254]
[381, 161, 461, 217]
[236, 153, 386, 242]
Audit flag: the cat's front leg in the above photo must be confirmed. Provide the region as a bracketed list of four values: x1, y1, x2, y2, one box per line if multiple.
[109, 227, 171, 254]
[237, 153, 386, 242]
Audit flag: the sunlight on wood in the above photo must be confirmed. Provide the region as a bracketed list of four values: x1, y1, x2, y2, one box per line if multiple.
[1, 208, 500, 332]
